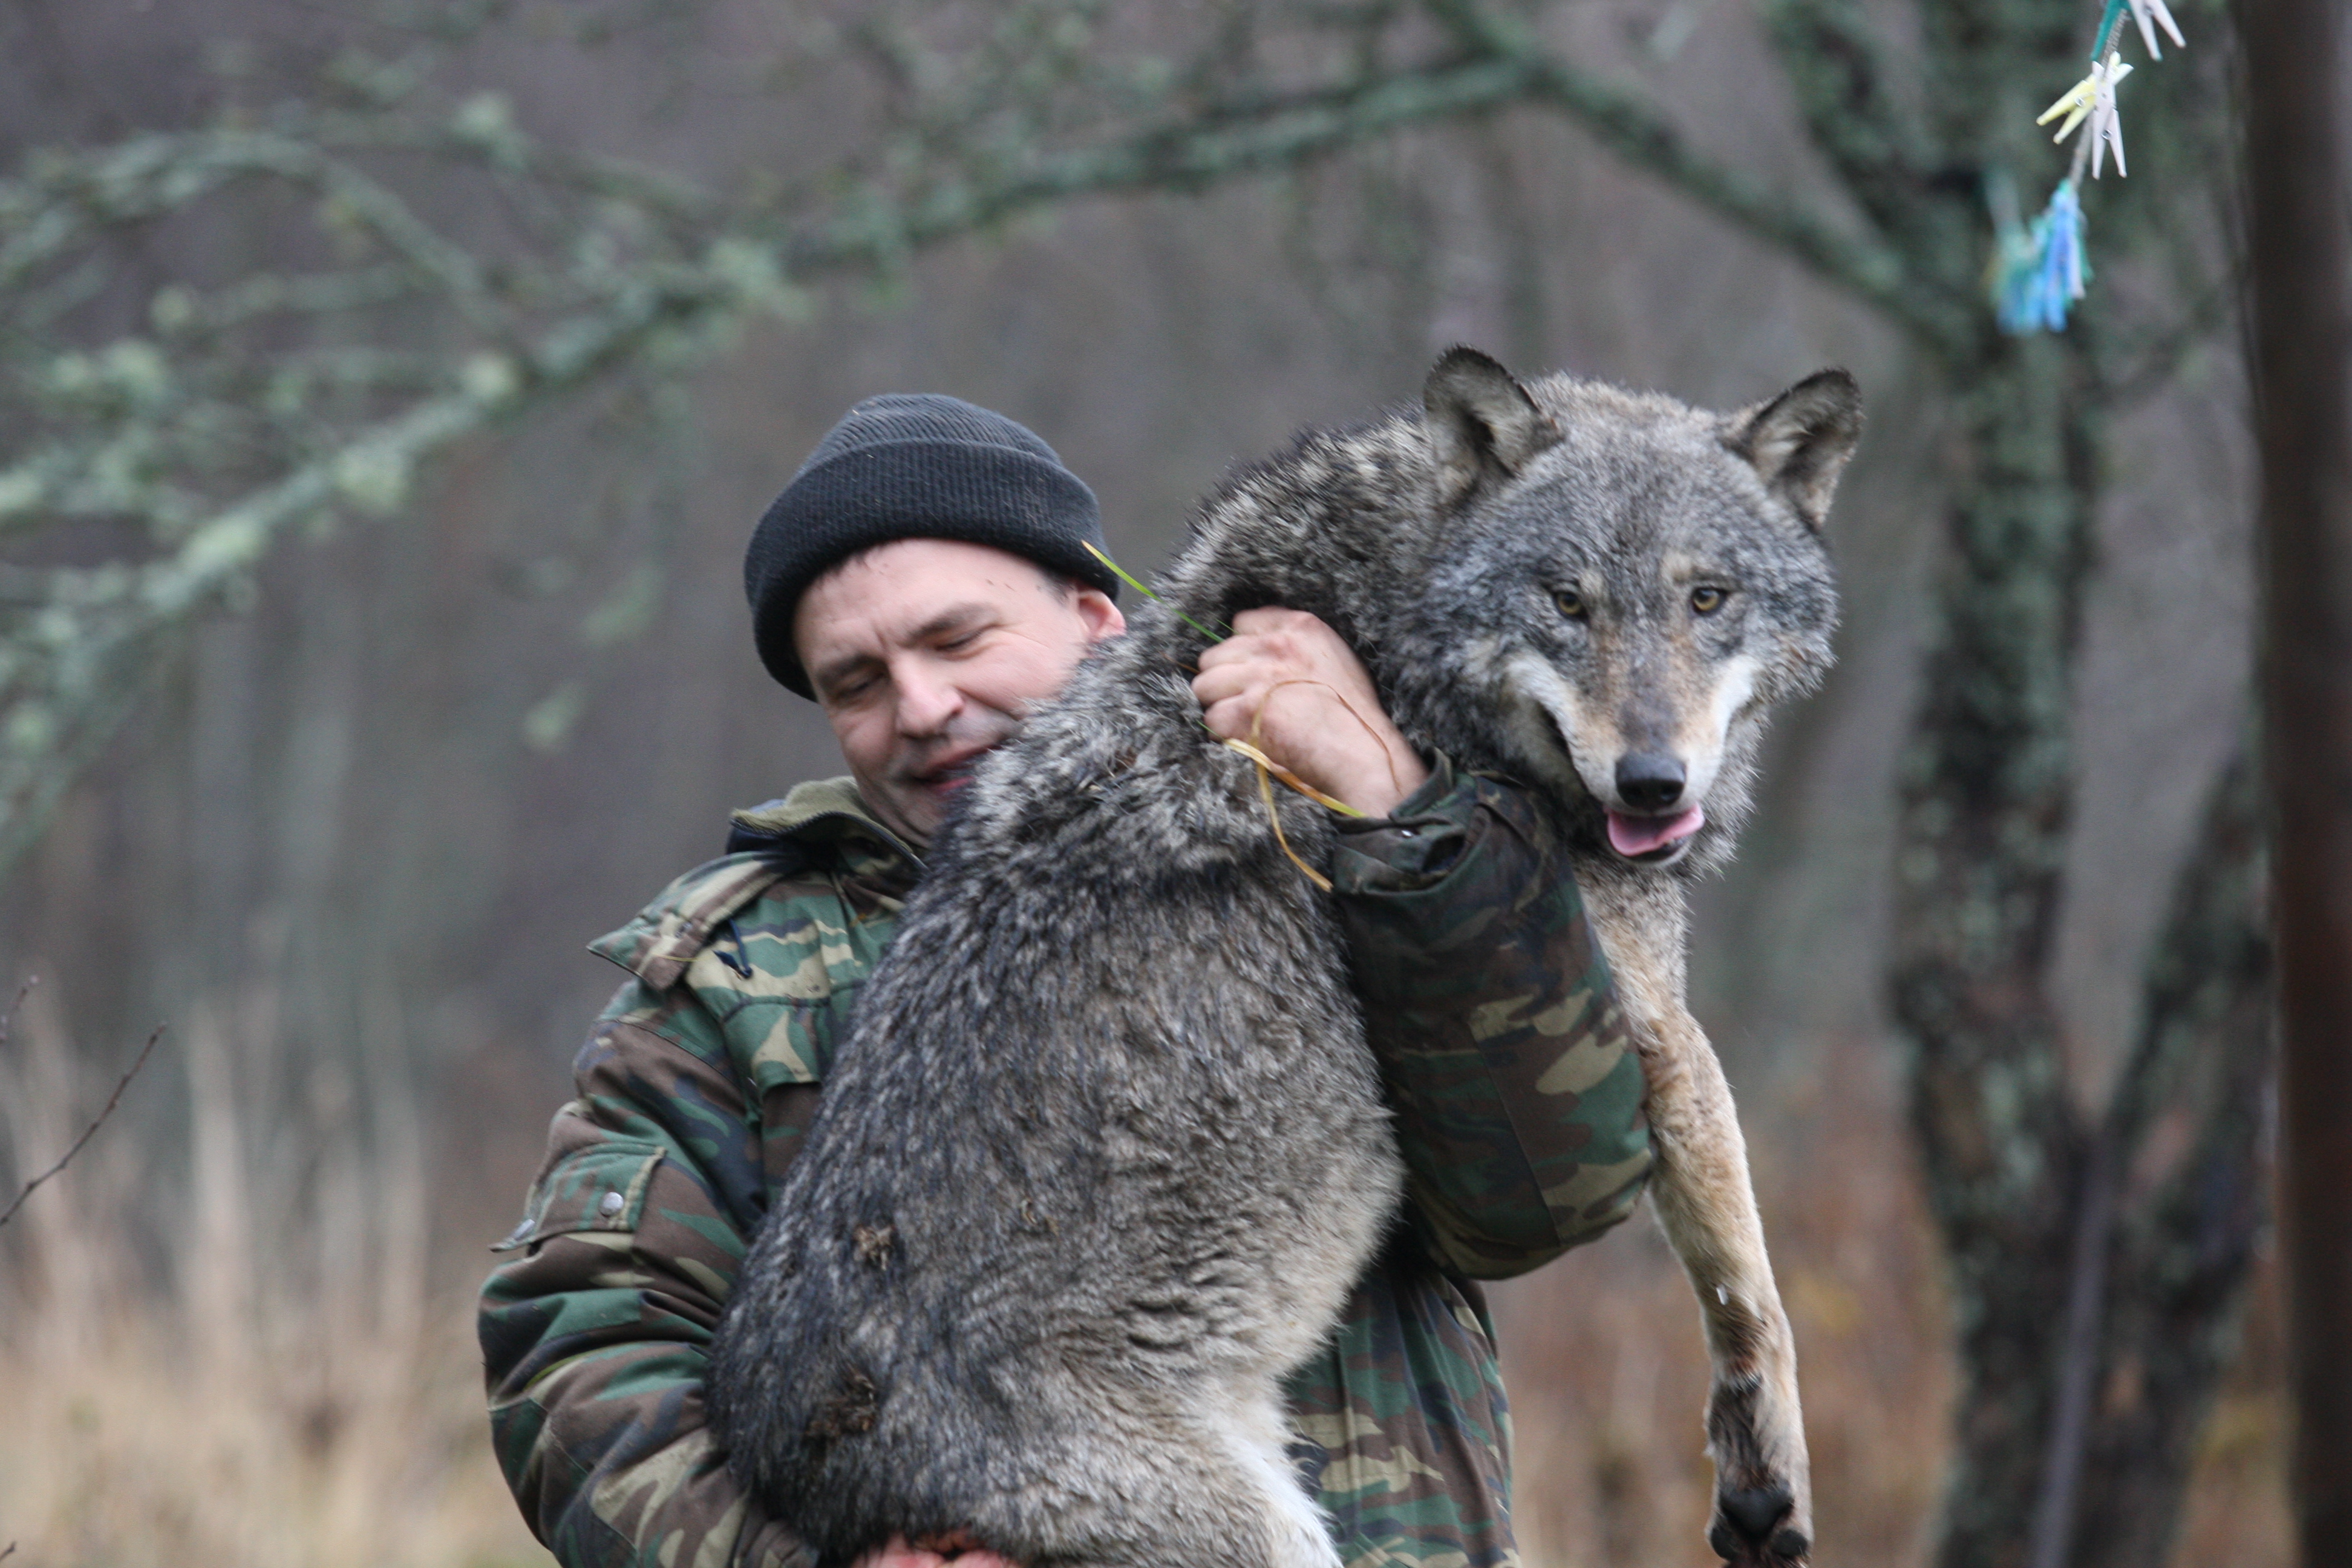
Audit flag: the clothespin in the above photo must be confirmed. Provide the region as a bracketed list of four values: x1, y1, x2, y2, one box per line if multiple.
[2038, 52, 2132, 177]
[2125, 0, 2184, 58]
[1993, 179, 2089, 334]
[2092, 0, 2184, 62]
[2031, 181, 2088, 326]
[1986, 0, 2186, 330]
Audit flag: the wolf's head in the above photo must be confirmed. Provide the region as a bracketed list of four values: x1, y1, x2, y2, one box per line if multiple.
[1379, 350, 1861, 873]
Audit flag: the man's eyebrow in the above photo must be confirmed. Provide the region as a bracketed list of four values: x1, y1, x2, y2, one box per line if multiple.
[811, 603, 1002, 694]
[811, 648, 883, 695]
[906, 602, 999, 642]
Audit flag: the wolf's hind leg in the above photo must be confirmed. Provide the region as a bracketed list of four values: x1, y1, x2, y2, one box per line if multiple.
[1158, 1400, 1337, 1568]
[1219, 1399, 1342, 1568]
[1034, 1397, 1338, 1568]
[1637, 1004, 1812, 1568]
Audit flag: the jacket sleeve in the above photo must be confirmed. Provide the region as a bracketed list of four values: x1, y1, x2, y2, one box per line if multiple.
[1328, 754, 1653, 1279]
[478, 990, 821, 1568]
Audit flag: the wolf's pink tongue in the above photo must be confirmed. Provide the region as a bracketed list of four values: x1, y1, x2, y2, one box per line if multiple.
[1606, 805, 1705, 858]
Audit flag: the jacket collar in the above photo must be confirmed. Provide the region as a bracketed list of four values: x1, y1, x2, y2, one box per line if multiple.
[590, 777, 922, 990]
[723, 776, 923, 867]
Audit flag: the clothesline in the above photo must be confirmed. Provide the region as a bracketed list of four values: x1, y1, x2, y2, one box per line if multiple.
[1990, 0, 2186, 333]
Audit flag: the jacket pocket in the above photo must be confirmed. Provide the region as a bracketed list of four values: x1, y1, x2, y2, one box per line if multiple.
[737, 993, 854, 1098]
[491, 1139, 667, 1253]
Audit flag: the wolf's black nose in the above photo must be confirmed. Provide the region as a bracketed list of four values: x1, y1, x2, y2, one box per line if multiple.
[1616, 754, 1686, 810]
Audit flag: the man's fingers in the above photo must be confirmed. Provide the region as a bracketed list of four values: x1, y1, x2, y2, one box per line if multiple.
[1226, 606, 1310, 636]
[857, 1532, 1024, 1568]
[1198, 682, 1344, 741]
[1189, 659, 1256, 708]
[1190, 650, 1304, 724]
[1192, 635, 1242, 673]
[1199, 694, 1256, 741]
[907, 1531, 1022, 1568]
[1187, 606, 1425, 814]
[1192, 640, 1293, 692]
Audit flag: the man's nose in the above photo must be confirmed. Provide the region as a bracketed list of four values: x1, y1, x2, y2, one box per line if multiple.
[893, 663, 964, 734]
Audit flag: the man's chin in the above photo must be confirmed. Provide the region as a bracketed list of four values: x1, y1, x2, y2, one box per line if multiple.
[917, 775, 971, 821]
[869, 776, 967, 848]
[874, 738, 1009, 845]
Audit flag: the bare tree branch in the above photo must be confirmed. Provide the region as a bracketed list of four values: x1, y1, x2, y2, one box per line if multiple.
[0, 1017, 169, 1232]
[1416, 0, 1926, 339]
[1758, 0, 1930, 237]
[2024, 1119, 2115, 1568]
[784, 50, 1575, 270]
[0, 24, 1723, 879]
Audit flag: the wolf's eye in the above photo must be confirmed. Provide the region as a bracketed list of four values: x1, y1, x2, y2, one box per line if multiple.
[1553, 589, 1587, 620]
[1690, 586, 1728, 615]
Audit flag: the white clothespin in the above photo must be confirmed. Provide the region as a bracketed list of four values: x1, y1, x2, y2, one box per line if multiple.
[2038, 53, 2134, 178]
[2125, 0, 2185, 59]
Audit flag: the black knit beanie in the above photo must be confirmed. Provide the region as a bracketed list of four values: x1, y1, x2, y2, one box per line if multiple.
[745, 394, 1120, 697]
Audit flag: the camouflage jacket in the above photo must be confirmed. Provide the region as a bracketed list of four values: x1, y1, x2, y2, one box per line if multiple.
[480, 757, 1652, 1568]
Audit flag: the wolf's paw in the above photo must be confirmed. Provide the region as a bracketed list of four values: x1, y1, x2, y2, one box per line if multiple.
[1705, 1483, 1809, 1567]
[1700, 1358, 1809, 1567]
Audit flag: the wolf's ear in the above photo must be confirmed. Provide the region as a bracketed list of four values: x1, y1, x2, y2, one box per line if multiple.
[1726, 368, 1863, 532]
[1423, 347, 1561, 508]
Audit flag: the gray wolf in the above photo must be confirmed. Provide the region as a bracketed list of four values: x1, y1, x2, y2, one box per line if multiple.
[707, 348, 1861, 1568]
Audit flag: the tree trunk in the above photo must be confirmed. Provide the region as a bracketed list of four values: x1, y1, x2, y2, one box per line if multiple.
[2237, 0, 2352, 1552]
[1893, 330, 2273, 1568]
[2071, 754, 2270, 1568]
[1890, 328, 2103, 1568]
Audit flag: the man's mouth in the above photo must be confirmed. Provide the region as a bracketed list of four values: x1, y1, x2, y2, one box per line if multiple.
[913, 746, 994, 795]
[1604, 805, 1705, 860]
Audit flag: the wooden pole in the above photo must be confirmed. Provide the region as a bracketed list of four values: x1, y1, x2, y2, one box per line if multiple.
[2237, 0, 2352, 1554]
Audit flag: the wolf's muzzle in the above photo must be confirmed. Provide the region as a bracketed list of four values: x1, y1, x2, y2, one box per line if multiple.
[1614, 753, 1687, 811]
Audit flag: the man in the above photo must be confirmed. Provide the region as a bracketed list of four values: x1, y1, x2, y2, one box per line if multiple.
[480, 394, 1654, 1568]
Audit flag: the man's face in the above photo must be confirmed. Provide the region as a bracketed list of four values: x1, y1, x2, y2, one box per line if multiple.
[795, 538, 1125, 847]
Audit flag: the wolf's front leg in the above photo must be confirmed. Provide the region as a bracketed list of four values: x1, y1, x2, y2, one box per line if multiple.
[1636, 1004, 1812, 1567]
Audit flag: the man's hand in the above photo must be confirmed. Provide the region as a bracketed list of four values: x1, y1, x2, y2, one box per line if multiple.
[1192, 608, 1430, 819]
[853, 1533, 1021, 1568]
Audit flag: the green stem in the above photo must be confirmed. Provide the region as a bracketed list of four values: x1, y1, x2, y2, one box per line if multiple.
[1080, 541, 1230, 644]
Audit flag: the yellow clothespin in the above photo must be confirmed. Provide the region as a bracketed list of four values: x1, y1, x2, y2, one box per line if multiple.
[2037, 53, 2132, 177]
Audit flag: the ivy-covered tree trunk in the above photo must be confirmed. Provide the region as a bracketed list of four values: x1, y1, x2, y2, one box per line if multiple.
[1723, 0, 2275, 1557]
[1875, 167, 2268, 1568]
[1888, 335, 2106, 1568]
[1884, 336, 2270, 1568]
[1706, 0, 2274, 1555]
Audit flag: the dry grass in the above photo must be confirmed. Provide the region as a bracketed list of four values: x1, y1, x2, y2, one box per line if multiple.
[1495, 1042, 1954, 1568]
[1494, 1031, 2292, 1568]
[0, 1005, 2287, 1568]
[0, 1300, 544, 1568]
[0, 996, 549, 1568]
[2171, 1259, 2293, 1568]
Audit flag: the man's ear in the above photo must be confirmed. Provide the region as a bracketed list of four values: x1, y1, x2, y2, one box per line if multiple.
[1725, 368, 1864, 532]
[1076, 586, 1126, 644]
[1423, 347, 1561, 509]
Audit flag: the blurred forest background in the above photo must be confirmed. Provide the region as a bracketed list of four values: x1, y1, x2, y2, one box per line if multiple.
[0, 0, 2293, 1564]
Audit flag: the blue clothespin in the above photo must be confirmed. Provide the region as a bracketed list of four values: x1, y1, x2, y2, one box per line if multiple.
[1994, 180, 2088, 334]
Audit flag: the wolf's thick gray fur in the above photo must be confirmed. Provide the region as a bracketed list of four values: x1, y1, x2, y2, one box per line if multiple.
[707, 350, 1862, 1568]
